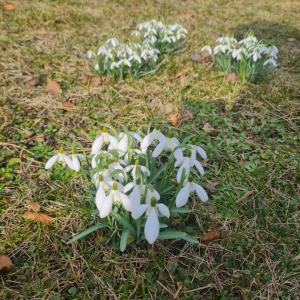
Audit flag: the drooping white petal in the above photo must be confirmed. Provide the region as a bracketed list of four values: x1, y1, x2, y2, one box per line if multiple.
[192, 183, 208, 202]
[152, 140, 166, 157]
[173, 149, 184, 165]
[99, 194, 113, 218]
[145, 208, 160, 244]
[92, 136, 104, 155]
[157, 203, 170, 218]
[140, 166, 150, 176]
[45, 155, 59, 170]
[132, 204, 148, 219]
[95, 186, 106, 212]
[62, 154, 75, 170]
[194, 146, 207, 160]
[194, 160, 205, 176]
[119, 192, 132, 212]
[124, 182, 134, 193]
[71, 155, 80, 171]
[175, 183, 191, 207]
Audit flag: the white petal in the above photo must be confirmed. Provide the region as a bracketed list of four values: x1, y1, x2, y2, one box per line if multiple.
[141, 132, 154, 151]
[92, 136, 104, 155]
[157, 203, 170, 218]
[95, 186, 106, 212]
[140, 166, 150, 176]
[119, 192, 132, 212]
[62, 155, 75, 170]
[71, 155, 80, 171]
[99, 194, 113, 218]
[195, 146, 207, 160]
[174, 149, 184, 165]
[130, 186, 142, 206]
[152, 141, 166, 157]
[132, 204, 148, 219]
[192, 183, 208, 202]
[175, 184, 190, 207]
[45, 155, 59, 170]
[194, 160, 205, 176]
[124, 182, 134, 193]
[145, 208, 160, 244]
[118, 135, 128, 154]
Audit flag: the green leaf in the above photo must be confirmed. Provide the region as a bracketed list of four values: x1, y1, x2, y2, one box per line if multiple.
[158, 230, 199, 244]
[171, 207, 193, 214]
[110, 210, 136, 237]
[67, 223, 108, 244]
[120, 229, 129, 252]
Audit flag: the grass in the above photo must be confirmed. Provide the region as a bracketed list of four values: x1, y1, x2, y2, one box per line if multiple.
[1, 0, 300, 299]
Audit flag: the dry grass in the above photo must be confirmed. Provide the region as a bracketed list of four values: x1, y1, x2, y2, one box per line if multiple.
[1, 0, 300, 299]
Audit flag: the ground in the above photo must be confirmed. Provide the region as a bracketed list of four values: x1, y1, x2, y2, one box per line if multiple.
[0, 0, 300, 299]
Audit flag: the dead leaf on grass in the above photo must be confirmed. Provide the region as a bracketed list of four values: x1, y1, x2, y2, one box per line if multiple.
[23, 211, 54, 224]
[167, 112, 182, 127]
[206, 181, 218, 193]
[287, 37, 296, 42]
[47, 79, 61, 94]
[3, 3, 15, 11]
[26, 76, 41, 87]
[225, 72, 237, 84]
[27, 202, 41, 212]
[0, 255, 15, 272]
[202, 122, 218, 135]
[238, 190, 255, 203]
[182, 109, 194, 122]
[82, 76, 104, 87]
[62, 100, 75, 109]
[202, 230, 221, 243]
[191, 53, 212, 64]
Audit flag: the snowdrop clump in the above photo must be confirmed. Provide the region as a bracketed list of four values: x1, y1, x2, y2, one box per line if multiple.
[87, 19, 187, 79]
[45, 126, 209, 250]
[132, 19, 187, 53]
[202, 32, 278, 82]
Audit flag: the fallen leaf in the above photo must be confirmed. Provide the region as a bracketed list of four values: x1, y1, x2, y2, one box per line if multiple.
[288, 37, 296, 42]
[191, 53, 212, 64]
[202, 122, 218, 135]
[47, 79, 61, 94]
[3, 3, 15, 11]
[27, 202, 41, 212]
[82, 76, 104, 87]
[0, 255, 15, 272]
[62, 100, 75, 109]
[225, 72, 237, 84]
[23, 211, 54, 224]
[167, 112, 182, 127]
[34, 134, 44, 142]
[206, 181, 218, 193]
[202, 230, 221, 243]
[191, 54, 202, 62]
[175, 71, 187, 79]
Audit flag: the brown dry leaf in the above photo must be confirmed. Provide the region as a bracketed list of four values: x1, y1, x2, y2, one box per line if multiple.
[0, 255, 15, 272]
[47, 79, 61, 94]
[191, 53, 212, 64]
[62, 100, 75, 109]
[23, 211, 54, 224]
[167, 112, 182, 127]
[225, 72, 237, 84]
[27, 76, 41, 87]
[288, 37, 296, 42]
[191, 53, 202, 62]
[89, 77, 104, 87]
[238, 190, 255, 203]
[34, 134, 44, 142]
[3, 3, 15, 11]
[175, 71, 187, 79]
[202, 122, 218, 135]
[206, 181, 218, 193]
[182, 109, 194, 122]
[202, 230, 221, 243]
[27, 202, 41, 212]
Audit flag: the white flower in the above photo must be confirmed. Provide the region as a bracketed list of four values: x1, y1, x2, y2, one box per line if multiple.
[108, 133, 129, 156]
[69, 154, 81, 171]
[86, 50, 95, 59]
[152, 135, 180, 158]
[132, 189, 170, 244]
[176, 179, 208, 207]
[110, 62, 120, 70]
[124, 160, 150, 179]
[97, 182, 132, 218]
[201, 45, 212, 55]
[124, 178, 146, 206]
[91, 129, 114, 155]
[141, 129, 165, 152]
[263, 57, 277, 67]
[45, 151, 78, 171]
[93, 170, 111, 189]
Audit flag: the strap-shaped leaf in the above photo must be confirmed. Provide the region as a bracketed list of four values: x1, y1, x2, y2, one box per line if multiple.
[110, 210, 136, 237]
[158, 230, 199, 244]
[171, 207, 193, 214]
[67, 223, 109, 244]
[120, 229, 130, 252]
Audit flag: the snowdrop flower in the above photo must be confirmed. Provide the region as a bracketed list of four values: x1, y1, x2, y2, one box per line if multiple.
[45, 150, 78, 171]
[263, 57, 277, 67]
[152, 134, 180, 158]
[92, 128, 114, 155]
[93, 170, 111, 189]
[69, 154, 81, 171]
[132, 189, 169, 244]
[124, 177, 146, 206]
[94, 63, 100, 71]
[175, 148, 206, 183]
[201, 45, 212, 55]
[141, 128, 165, 153]
[108, 133, 129, 156]
[110, 62, 121, 70]
[86, 50, 95, 59]
[176, 177, 208, 207]
[124, 160, 150, 179]
[97, 182, 132, 218]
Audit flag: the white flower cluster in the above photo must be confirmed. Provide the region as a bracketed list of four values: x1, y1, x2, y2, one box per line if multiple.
[132, 19, 187, 53]
[87, 19, 187, 79]
[45, 127, 208, 245]
[201, 33, 278, 82]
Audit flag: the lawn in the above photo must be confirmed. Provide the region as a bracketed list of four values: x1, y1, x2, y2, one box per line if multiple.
[1, 0, 300, 299]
